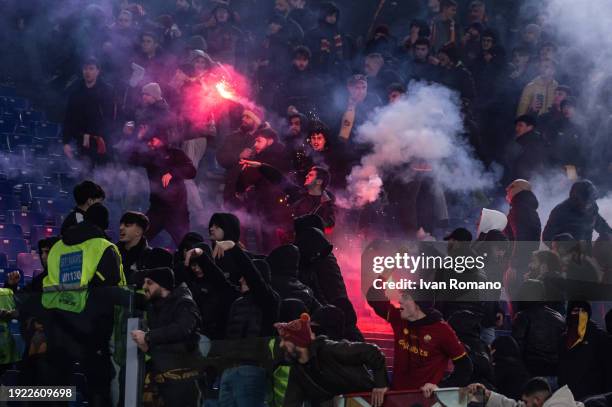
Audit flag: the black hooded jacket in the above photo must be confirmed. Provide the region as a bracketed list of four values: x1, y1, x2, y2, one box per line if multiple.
[294, 227, 349, 306]
[224, 246, 280, 339]
[491, 336, 530, 400]
[266, 244, 321, 313]
[543, 181, 612, 244]
[505, 190, 541, 242]
[187, 245, 239, 340]
[117, 237, 152, 284]
[145, 283, 203, 373]
[209, 213, 245, 284]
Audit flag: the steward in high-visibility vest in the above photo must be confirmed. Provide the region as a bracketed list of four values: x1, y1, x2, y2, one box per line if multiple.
[0, 288, 20, 366]
[40, 203, 125, 406]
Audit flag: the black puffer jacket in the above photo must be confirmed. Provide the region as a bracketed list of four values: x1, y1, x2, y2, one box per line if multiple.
[295, 227, 349, 306]
[267, 244, 321, 314]
[492, 336, 530, 400]
[512, 304, 565, 376]
[505, 190, 541, 242]
[287, 336, 389, 405]
[117, 237, 152, 284]
[209, 213, 244, 284]
[225, 247, 280, 339]
[146, 283, 202, 373]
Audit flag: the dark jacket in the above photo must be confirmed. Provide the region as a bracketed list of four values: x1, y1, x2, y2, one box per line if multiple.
[259, 164, 336, 229]
[187, 245, 239, 340]
[134, 99, 177, 144]
[267, 245, 321, 314]
[60, 207, 86, 236]
[216, 128, 257, 206]
[128, 146, 196, 210]
[225, 246, 280, 339]
[558, 321, 612, 400]
[491, 336, 531, 400]
[512, 304, 565, 376]
[208, 213, 246, 284]
[117, 237, 152, 284]
[287, 336, 389, 404]
[237, 142, 291, 224]
[145, 283, 202, 373]
[505, 190, 541, 242]
[543, 199, 612, 245]
[62, 79, 115, 147]
[294, 227, 350, 306]
[506, 130, 547, 182]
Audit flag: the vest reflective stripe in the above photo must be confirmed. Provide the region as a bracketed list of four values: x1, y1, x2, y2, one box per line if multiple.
[268, 338, 290, 407]
[42, 238, 126, 313]
[0, 288, 19, 364]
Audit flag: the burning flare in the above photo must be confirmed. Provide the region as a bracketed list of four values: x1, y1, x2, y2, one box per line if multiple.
[215, 80, 236, 100]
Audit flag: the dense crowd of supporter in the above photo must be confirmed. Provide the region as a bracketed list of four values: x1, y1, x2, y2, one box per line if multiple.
[1, 0, 612, 406]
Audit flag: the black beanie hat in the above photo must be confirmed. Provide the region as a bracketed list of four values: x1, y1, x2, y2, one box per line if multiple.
[143, 267, 175, 291]
[279, 298, 309, 323]
[179, 232, 205, 253]
[85, 203, 109, 231]
[120, 211, 150, 231]
[143, 248, 174, 270]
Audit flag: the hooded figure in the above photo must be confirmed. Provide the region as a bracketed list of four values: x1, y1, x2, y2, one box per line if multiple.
[305, 2, 350, 73]
[208, 213, 245, 284]
[294, 227, 350, 306]
[543, 180, 612, 246]
[558, 300, 612, 400]
[491, 336, 530, 400]
[266, 245, 321, 313]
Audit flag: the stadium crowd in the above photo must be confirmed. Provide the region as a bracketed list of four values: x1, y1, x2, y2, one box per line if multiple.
[0, 0, 612, 406]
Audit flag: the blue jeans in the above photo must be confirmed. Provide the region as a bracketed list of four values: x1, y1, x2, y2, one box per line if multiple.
[218, 366, 267, 407]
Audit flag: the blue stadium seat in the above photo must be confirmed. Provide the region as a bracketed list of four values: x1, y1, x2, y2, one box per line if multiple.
[7, 133, 33, 148]
[0, 239, 28, 261]
[2, 97, 28, 112]
[29, 225, 59, 247]
[19, 110, 45, 125]
[33, 122, 60, 139]
[31, 197, 71, 218]
[24, 183, 61, 202]
[0, 224, 23, 238]
[0, 253, 7, 268]
[0, 116, 17, 133]
[7, 210, 44, 234]
[0, 87, 17, 97]
[0, 195, 20, 212]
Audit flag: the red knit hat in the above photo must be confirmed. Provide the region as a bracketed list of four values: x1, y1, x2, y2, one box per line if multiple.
[274, 313, 313, 348]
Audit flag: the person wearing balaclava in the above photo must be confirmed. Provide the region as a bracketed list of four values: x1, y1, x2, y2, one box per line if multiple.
[511, 279, 565, 379]
[558, 300, 612, 400]
[131, 267, 203, 407]
[543, 180, 612, 247]
[367, 282, 472, 391]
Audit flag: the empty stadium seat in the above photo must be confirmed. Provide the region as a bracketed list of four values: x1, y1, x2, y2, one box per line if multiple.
[23, 183, 61, 202]
[0, 195, 20, 211]
[19, 110, 45, 125]
[2, 97, 28, 112]
[0, 87, 17, 97]
[0, 253, 7, 269]
[7, 210, 45, 234]
[0, 117, 16, 133]
[0, 224, 23, 238]
[30, 225, 59, 247]
[33, 121, 60, 139]
[7, 133, 33, 149]
[17, 252, 41, 278]
[0, 239, 28, 261]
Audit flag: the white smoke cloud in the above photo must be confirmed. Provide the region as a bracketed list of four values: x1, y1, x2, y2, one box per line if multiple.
[338, 82, 497, 208]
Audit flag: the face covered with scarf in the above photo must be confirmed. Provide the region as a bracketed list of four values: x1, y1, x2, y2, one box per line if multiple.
[565, 301, 590, 349]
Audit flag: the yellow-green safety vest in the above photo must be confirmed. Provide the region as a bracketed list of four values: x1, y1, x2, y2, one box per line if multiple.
[0, 288, 20, 364]
[268, 338, 290, 407]
[42, 238, 126, 313]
